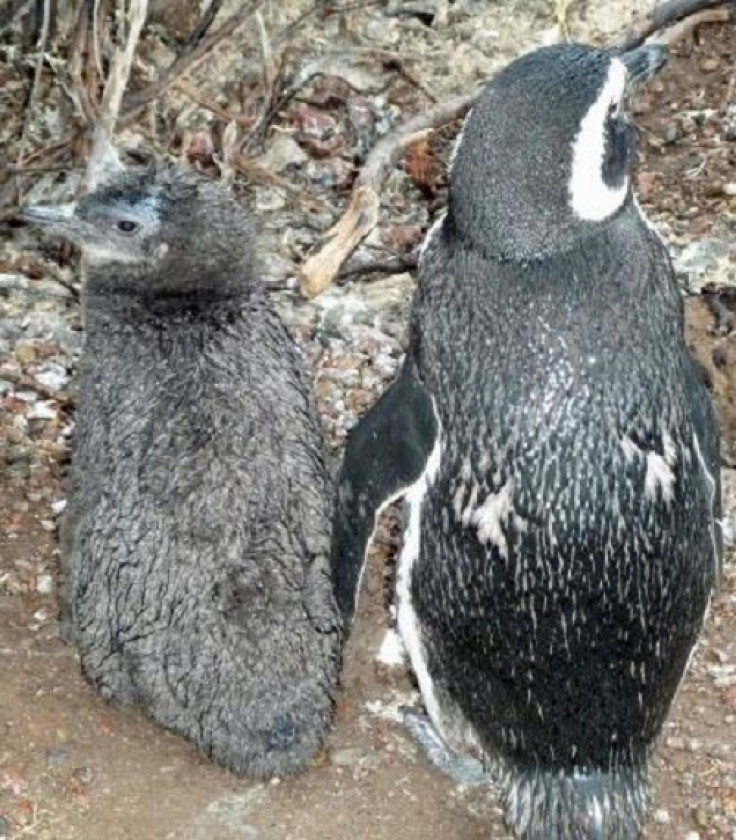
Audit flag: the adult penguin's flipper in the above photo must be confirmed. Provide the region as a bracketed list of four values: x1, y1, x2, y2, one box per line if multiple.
[331, 357, 438, 621]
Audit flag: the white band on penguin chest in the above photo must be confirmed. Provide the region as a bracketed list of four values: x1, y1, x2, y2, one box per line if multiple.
[568, 58, 628, 222]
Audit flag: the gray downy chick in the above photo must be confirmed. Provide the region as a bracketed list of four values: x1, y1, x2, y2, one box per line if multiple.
[331, 43, 721, 839]
[22, 163, 343, 777]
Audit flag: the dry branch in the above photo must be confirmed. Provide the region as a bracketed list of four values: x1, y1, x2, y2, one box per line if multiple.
[622, 0, 736, 49]
[0, 0, 33, 31]
[67, 1, 98, 125]
[82, 0, 149, 193]
[120, 0, 263, 121]
[19, 0, 51, 153]
[183, 0, 223, 50]
[337, 254, 418, 283]
[299, 94, 473, 298]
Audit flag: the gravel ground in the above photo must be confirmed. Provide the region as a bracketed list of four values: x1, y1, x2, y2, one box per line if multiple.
[0, 1, 735, 838]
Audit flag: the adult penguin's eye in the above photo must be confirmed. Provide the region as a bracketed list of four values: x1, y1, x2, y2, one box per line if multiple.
[117, 219, 139, 234]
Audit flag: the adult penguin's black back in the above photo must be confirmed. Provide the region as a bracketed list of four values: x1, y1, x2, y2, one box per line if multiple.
[332, 43, 721, 839]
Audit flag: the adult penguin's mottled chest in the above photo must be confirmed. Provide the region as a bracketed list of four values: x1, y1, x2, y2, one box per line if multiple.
[408, 212, 718, 766]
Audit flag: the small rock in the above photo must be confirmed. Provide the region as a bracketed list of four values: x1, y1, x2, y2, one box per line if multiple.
[664, 123, 680, 144]
[703, 182, 725, 198]
[684, 833, 700, 840]
[331, 746, 368, 767]
[700, 57, 719, 72]
[183, 130, 215, 166]
[257, 135, 309, 174]
[693, 806, 709, 828]
[653, 808, 670, 824]
[36, 574, 54, 594]
[14, 343, 36, 364]
[51, 499, 67, 516]
[675, 238, 731, 292]
[72, 765, 95, 785]
[34, 363, 69, 391]
[26, 401, 57, 421]
[294, 105, 344, 158]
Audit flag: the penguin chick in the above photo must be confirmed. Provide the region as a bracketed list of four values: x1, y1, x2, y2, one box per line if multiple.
[22, 163, 343, 777]
[332, 43, 721, 839]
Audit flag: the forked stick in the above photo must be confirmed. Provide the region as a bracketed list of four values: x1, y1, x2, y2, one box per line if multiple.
[82, 0, 148, 193]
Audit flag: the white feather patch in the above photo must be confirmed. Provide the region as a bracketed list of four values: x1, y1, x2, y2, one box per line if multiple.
[568, 58, 628, 222]
[471, 480, 515, 558]
[396, 400, 444, 733]
[418, 211, 447, 267]
[692, 432, 719, 578]
[621, 433, 677, 504]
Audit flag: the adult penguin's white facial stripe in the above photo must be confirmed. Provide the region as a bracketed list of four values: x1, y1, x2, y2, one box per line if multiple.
[568, 57, 628, 222]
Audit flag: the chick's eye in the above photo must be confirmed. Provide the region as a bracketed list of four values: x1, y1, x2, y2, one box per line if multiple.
[117, 219, 139, 233]
[607, 101, 621, 120]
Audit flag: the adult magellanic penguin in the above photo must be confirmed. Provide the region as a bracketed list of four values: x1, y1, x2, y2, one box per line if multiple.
[332, 43, 721, 839]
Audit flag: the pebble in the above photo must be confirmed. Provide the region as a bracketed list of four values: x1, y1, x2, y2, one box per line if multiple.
[27, 401, 57, 420]
[331, 747, 369, 767]
[685, 833, 701, 840]
[653, 808, 670, 824]
[51, 499, 67, 515]
[693, 806, 710, 828]
[256, 135, 308, 174]
[36, 574, 54, 594]
[664, 123, 680, 144]
[72, 765, 95, 785]
[34, 363, 69, 391]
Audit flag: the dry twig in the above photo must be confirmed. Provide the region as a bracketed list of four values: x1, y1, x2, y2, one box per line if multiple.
[622, 0, 736, 49]
[183, 0, 224, 50]
[66, 0, 98, 125]
[83, 0, 149, 193]
[337, 253, 418, 283]
[0, 0, 33, 31]
[18, 0, 51, 154]
[120, 0, 263, 121]
[172, 81, 256, 127]
[299, 94, 473, 298]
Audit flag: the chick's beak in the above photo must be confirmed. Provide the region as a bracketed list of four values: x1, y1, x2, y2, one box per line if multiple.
[621, 44, 668, 91]
[19, 203, 78, 233]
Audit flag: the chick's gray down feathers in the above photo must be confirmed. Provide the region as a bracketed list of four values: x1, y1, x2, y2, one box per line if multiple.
[53, 166, 342, 776]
